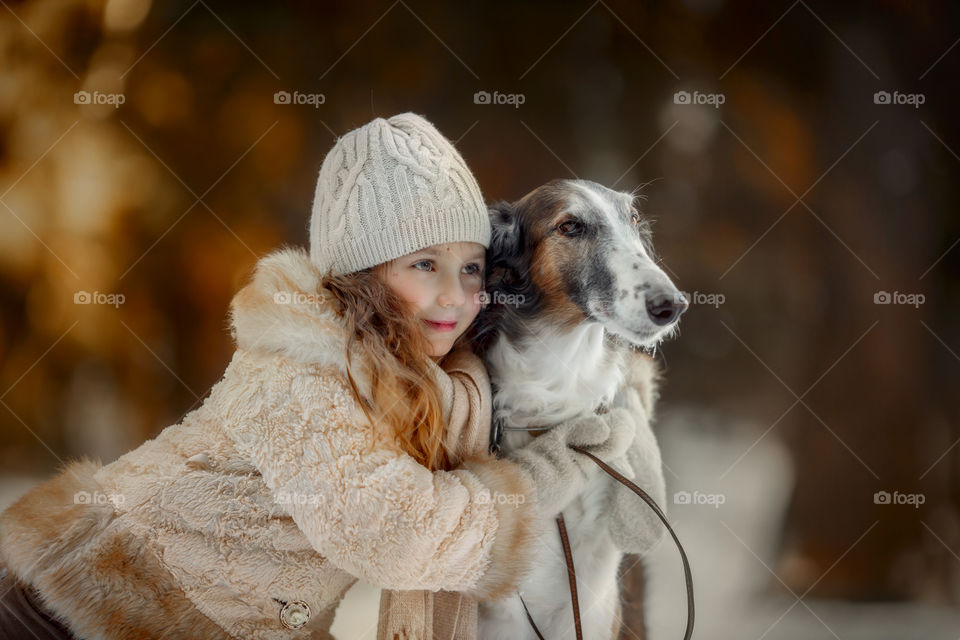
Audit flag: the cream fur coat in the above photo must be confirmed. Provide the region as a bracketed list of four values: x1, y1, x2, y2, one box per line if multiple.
[0, 248, 541, 639]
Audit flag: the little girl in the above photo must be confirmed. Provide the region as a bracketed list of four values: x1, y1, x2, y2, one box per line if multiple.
[0, 113, 634, 640]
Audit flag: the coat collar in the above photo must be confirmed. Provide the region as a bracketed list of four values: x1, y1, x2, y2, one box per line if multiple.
[228, 246, 483, 427]
[229, 247, 364, 378]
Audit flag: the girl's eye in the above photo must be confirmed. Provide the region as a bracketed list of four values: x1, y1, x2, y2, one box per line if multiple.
[463, 263, 483, 276]
[413, 260, 433, 271]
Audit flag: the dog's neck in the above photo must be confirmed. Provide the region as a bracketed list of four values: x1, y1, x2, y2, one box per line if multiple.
[485, 319, 628, 434]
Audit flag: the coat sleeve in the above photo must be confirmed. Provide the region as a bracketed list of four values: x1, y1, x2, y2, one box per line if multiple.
[603, 355, 668, 555]
[224, 361, 541, 602]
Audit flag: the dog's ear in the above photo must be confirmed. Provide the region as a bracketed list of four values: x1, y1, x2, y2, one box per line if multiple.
[485, 202, 524, 293]
[488, 202, 521, 264]
[468, 202, 523, 354]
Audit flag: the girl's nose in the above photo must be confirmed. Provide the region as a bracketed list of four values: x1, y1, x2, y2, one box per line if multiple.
[437, 273, 467, 307]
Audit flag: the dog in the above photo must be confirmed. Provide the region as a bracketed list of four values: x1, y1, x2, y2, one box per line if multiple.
[471, 178, 686, 639]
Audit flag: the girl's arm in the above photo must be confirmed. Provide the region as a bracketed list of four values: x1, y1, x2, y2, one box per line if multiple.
[224, 358, 540, 602]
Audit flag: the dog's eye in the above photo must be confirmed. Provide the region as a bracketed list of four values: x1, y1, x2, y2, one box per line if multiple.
[557, 220, 584, 236]
[631, 208, 641, 225]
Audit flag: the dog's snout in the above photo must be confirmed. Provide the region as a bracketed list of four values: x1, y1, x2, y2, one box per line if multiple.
[646, 290, 688, 326]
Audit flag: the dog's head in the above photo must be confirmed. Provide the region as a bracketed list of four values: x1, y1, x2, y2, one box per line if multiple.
[475, 178, 686, 350]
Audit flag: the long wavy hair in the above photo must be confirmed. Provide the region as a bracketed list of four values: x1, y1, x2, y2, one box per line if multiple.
[319, 265, 474, 472]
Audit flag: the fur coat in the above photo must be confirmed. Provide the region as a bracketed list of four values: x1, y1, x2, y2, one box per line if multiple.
[0, 248, 541, 639]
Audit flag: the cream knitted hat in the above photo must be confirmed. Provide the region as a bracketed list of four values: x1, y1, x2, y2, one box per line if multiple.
[309, 113, 490, 275]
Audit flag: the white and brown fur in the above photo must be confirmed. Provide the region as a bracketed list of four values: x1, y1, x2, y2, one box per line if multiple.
[471, 179, 686, 639]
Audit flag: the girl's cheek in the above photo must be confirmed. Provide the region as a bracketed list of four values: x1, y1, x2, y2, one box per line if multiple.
[465, 298, 482, 324]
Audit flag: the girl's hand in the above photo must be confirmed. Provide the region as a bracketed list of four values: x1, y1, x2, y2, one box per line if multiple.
[505, 408, 635, 518]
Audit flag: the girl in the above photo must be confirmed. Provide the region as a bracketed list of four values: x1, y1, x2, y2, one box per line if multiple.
[0, 113, 635, 639]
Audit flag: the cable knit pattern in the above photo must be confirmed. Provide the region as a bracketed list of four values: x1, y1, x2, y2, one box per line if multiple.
[0, 247, 540, 640]
[309, 112, 490, 276]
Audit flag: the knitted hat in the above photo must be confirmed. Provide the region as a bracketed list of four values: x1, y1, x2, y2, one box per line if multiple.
[309, 113, 491, 275]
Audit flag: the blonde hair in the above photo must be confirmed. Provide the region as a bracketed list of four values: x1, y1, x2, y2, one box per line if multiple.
[320, 265, 471, 472]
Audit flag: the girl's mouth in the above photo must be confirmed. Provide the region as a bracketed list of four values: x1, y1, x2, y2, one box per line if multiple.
[423, 319, 458, 332]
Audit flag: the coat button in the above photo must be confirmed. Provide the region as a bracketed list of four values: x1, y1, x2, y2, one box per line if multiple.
[279, 600, 311, 629]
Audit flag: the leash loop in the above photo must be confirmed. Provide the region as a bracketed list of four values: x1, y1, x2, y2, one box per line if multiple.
[518, 445, 696, 640]
[569, 444, 696, 640]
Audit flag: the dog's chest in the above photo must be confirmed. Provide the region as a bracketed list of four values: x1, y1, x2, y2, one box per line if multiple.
[486, 326, 625, 431]
[479, 329, 628, 638]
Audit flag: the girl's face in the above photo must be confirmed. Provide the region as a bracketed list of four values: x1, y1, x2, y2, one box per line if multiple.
[379, 241, 486, 358]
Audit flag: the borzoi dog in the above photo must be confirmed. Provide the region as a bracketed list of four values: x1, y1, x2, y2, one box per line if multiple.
[474, 178, 686, 639]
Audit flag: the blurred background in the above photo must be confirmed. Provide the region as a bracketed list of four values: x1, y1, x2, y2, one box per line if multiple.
[0, 0, 957, 638]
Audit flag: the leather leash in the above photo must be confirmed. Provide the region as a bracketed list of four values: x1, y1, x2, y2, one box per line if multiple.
[517, 513, 580, 640]
[516, 445, 695, 640]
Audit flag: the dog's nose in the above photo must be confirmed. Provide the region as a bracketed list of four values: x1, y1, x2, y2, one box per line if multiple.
[646, 290, 688, 326]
